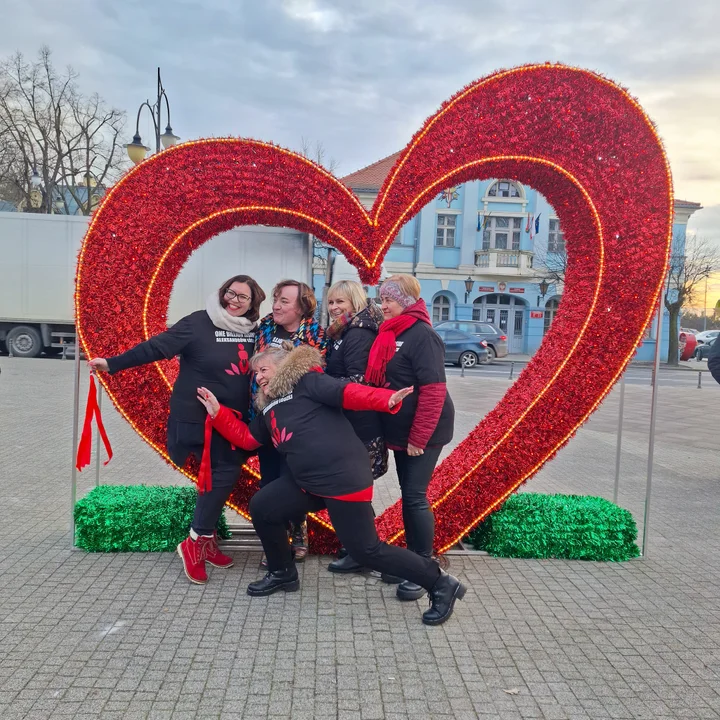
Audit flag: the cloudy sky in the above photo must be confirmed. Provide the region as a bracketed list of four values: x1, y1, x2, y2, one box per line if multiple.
[2, 0, 718, 249]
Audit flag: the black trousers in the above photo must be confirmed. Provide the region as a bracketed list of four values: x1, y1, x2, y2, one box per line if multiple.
[166, 418, 245, 536]
[249, 475, 441, 589]
[394, 446, 443, 557]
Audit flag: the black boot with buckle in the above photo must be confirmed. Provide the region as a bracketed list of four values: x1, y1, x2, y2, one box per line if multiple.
[397, 551, 433, 601]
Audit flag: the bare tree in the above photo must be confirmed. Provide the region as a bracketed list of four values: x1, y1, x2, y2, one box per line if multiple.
[0, 47, 126, 214]
[299, 136, 339, 174]
[532, 245, 567, 288]
[665, 236, 720, 365]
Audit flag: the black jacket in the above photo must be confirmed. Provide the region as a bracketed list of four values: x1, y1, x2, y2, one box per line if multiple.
[107, 310, 255, 424]
[325, 303, 384, 444]
[380, 321, 454, 449]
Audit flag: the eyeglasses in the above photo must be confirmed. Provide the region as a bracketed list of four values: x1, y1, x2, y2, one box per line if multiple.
[224, 289, 251, 303]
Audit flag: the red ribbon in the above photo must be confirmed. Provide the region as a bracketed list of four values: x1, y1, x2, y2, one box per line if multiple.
[76, 374, 113, 471]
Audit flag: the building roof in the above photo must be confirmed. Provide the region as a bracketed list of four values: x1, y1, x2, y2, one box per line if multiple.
[342, 153, 703, 214]
[341, 152, 401, 191]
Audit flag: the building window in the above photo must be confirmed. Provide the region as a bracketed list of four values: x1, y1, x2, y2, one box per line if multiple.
[435, 214, 456, 247]
[487, 180, 521, 198]
[548, 219, 565, 253]
[432, 295, 451, 323]
[544, 297, 560, 335]
[483, 216, 522, 250]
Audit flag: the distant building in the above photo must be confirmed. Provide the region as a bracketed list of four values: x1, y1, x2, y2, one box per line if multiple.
[334, 153, 701, 360]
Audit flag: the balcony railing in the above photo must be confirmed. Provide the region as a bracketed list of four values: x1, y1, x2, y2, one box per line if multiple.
[474, 249, 534, 274]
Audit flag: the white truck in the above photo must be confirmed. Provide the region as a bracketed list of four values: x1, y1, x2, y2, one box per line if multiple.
[0, 212, 312, 358]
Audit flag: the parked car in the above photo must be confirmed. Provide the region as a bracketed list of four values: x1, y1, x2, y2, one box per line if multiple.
[696, 337, 716, 361]
[695, 330, 720, 346]
[434, 328, 489, 367]
[433, 321, 508, 360]
[690, 330, 720, 358]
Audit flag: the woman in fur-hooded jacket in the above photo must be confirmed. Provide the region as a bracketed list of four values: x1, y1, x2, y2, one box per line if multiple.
[197, 344, 467, 626]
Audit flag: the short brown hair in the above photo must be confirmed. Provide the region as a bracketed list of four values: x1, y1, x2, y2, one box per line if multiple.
[272, 279, 317, 319]
[217, 275, 266, 323]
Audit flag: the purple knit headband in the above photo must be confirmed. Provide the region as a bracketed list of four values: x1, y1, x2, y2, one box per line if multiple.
[379, 280, 415, 309]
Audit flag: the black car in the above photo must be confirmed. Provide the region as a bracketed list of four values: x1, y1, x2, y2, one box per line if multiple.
[435, 328, 489, 367]
[433, 321, 508, 360]
[696, 337, 715, 361]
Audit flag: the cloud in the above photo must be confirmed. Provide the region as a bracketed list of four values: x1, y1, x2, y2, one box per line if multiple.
[0, 0, 717, 239]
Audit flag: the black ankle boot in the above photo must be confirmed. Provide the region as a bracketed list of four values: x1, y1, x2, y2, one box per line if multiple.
[327, 554, 367, 574]
[422, 571, 466, 626]
[380, 572, 404, 584]
[247, 567, 300, 597]
[397, 579, 426, 601]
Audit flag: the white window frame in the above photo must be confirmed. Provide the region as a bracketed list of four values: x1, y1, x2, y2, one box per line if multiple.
[435, 214, 457, 247]
[432, 295, 451, 323]
[486, 180, 524, 200]
[548, 218, 565, 253]
[482, 216, 523, 251]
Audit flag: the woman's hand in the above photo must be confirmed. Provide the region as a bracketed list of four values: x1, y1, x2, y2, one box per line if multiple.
[197, 387, 220, 418]
[88, 358, 109, 373]
[407, 442, 424, 457]
[388, 386, 413, 409]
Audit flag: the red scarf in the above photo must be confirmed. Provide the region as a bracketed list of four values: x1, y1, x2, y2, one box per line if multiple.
[366, 300, 431, 386]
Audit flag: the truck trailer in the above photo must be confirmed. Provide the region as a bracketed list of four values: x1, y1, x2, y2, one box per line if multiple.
[0, 212, 312, 357]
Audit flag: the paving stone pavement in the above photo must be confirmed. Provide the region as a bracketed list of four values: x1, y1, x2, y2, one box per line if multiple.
[1, 357, 719, 720]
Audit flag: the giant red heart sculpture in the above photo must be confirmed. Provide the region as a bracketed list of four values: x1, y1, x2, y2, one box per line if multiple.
[76, 63, 672, 554]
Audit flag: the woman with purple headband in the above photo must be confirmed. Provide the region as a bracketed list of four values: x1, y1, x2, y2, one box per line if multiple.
[365, 274, 455, 601]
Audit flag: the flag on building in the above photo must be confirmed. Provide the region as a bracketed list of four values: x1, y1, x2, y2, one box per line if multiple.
[535, 213, 541, 234]
[477, 213, 482, 231]
[525, 213, 532, 233]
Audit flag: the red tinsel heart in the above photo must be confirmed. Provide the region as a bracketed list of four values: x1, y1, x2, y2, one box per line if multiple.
[76, 63, 673, 554]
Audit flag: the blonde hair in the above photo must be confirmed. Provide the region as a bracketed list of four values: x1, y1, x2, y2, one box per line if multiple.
[385, 274, 421, 301]
[250, 346, 289, 371]
[328, 280, 368, 315]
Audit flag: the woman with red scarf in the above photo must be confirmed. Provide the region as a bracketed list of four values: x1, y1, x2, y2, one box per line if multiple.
[366, 274, 455, 602]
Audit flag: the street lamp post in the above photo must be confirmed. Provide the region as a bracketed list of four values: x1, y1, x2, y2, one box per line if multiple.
[537, 278, 550, 307]
[703, 266, 711, 332]
[464, 276, 474, 303]
[126, 68, 180, 165]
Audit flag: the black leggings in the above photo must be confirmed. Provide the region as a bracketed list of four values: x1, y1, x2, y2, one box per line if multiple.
[394, 446, 443, 557]
[166, 418, 245, 536]
[249, 475, 441, 589]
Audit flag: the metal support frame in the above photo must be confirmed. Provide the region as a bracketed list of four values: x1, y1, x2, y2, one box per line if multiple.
[613, 374, 625, 505]
[641, 301, 664, 556]
[69, 347, 82, 546]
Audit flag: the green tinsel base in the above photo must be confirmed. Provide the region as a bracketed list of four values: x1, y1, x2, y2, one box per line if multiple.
[74, 485, 231, 552]
[466, 493, 640, 562]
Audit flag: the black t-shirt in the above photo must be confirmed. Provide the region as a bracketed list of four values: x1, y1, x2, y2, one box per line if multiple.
[107, 310, 255, 424]
[248, 372, 373, 497]
[325, 325, 382, 444]
[380, 321, 454, 448]
[266, 326, 293, 349]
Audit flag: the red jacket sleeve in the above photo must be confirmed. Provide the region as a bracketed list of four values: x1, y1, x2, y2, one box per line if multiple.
[342, 384, 402, 414]
[211, 405, 263, 450]
[408, 382, 446, 450]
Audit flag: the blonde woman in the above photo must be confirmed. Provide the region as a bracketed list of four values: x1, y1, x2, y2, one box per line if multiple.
[366, 274, 455, 600]
[324, 280, 387, 574]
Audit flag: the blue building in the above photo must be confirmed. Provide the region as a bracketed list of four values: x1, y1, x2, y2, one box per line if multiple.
[334, 153, 701, 361]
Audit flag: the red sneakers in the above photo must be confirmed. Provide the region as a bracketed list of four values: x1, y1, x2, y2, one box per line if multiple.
[177, 535, 210, 584]
[205, 532, 234, 569]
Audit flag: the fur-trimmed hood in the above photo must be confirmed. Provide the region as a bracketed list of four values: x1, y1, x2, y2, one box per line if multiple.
[255, 344, 324, 410]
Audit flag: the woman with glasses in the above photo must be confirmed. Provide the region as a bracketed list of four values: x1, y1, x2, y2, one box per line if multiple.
[88, 275, 266, 585]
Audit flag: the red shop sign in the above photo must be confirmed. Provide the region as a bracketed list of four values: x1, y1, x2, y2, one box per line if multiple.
[509, 287, 525, 293]
[530, 310, 544, 319]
